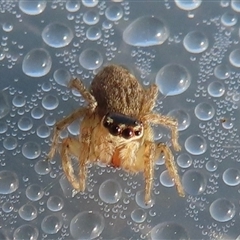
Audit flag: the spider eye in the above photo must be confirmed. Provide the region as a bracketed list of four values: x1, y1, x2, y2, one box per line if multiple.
[109, 125, 121, 136]
[122, 128, 134, 139]
[134, 130, 142, 136]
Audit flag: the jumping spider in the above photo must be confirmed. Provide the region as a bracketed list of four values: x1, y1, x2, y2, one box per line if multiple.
[47, 64, 185, 204]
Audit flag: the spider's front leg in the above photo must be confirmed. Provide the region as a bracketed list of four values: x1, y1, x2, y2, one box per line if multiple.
[156, 142, 185, 197]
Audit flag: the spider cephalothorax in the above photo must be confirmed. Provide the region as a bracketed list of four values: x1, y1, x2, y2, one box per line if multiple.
[47, 64, 185, 204]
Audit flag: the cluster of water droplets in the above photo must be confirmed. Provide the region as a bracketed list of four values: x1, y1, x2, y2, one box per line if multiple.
[2, 0, 240, 239]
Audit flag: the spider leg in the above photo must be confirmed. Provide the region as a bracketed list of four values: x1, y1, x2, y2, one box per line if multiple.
[47, 107, 88, 161]
[143, 113, 181, 151]
[156, 142, 185, 197]
[69, 78, 97, 109]
[143, 141, 156, 204]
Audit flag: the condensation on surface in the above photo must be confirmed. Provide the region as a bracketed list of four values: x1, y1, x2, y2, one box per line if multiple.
[1, 0, 240, 239]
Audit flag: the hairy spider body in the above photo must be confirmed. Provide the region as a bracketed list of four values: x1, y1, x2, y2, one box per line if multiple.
[47, 65, 185, 203]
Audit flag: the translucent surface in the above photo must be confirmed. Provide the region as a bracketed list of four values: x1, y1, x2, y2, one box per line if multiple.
[1, 1, 240, 239]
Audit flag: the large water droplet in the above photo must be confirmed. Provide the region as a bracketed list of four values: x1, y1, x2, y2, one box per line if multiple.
[0, 170, 19, 194]
[19, 204, 38, 221]
[41, 215, 62, 234]
[22, 48, 52, 77]
[42, 22, 73, 48]
[123, 16, 169, 47]
[13, 225, 39, 240]
[70, 211, 105, 239]
[0, 90, 10, 119]
[22, 142, 41, 160]
[156, 64, 191, 96]
[174, 0, 202, 10]
[222, 168, 240, 186]
[19, 0, 46, 15]
[79, 49, 103, 70]
[229, 48, 240, 67]
[185, 135, 207, 155]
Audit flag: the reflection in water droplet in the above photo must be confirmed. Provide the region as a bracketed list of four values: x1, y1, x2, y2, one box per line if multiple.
[207, 81, 225, 97]
[42, 22, 73, 48]
[42, 94, 59, 110]
[26, 184, 44, 201]
[229, 48, 240, 67]
[194, 102, 215, 121]
[185, 135, 207, 155]
[47, 196, 64, 211]
[22, 48, 52, 77]
[18, 116, 33, 131]
[168, 109, 190, 131]
[86, 26, 102, 41]
[3, 137, 18, 150]
[53, 69, 71, 86]
[222, 168, 240, 186]
[131, 208, 146, 223]
[182, 170, 207, 195]
[79, 49, 103, 70]
[99, 179, 122, 204]
[123, 16, 169, 47]
[19, 204, 37, 221]
[0, 170, 19, 194]
[22, 142, 41, 160]
[83, 10, 100, 25]
[105, 5, 123, 21]
[13, 224, 39, 240]
[156, 64, 191, 96]
[41, 215, 62, 234]
[221, 11, 238, 26]
[151, 222, 189, 240]
[177, 153, 192, 168]
[183, 31, 208, 53]
[19, 0, 46, 15]
[209, 198, 236, 222]
[70, 211, 105, 239]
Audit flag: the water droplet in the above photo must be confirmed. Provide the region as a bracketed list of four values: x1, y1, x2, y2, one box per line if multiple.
[185, 135, 207, 155]
[31, 107, 44, 119]
[3, 137, 18, 150]
[36, 125, 50, 138]
[209, 198, 236, 222]
[19, 0, 46, 15]
[221, 11, 238, 26]
[42, 22, 73, 48]
[83, 10, 100, 25]
[0, 121, 8, 133]
[214, 64, 230, 79]
[207, 81, 225, 97]
[135, 190, 155, 209]
[156, 64, 191, 96]
[79, 49, 103, 70]
[105, 5, 123, 21]
[0, 90, 10, 119]
[229, 48, 240, 67]
[183, 31, 208, 53]
[131, 208, 146, 223]
[177, 153, 192, 168]
[47, 196, 64, 211]
[160, 170, 175, 188]
[22, 141, 41, 160]
[19, 203, 37, 221]
[231, 0, 240, 12]
[182, 170, 207, 195]
[41, 215, 62, 234]
[194, 102, 215, 121]
[123, 16, 169, 47]
[168, 109, 191, 131]
[53, 69, 71, 86]
[42, 94, 59, 110]
[70, 211, 105, 239]
[82, 0, 98, 7]
[222, 168, 240, 186]
[26, 184, 44, 201]
[151, 222, 189, 240]
[99, 179, 122, 204]
[86, 26, 102, 41]
[13, 225, 39, 240]
[2, 201, 13, 213]
[18, 116, 33, 131]
[205, 160, 218, 172]
[65, 0, 81, 12]
[0, 170, 19, 194]
[12, 95, 26, 107]
[22, 48, 52, 77]
[2, 22, 13, 32]
[34, 160, 51, 175]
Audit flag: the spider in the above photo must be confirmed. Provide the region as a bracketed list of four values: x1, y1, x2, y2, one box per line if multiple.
[47, 64, 185, 204]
